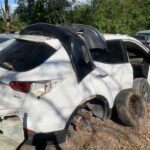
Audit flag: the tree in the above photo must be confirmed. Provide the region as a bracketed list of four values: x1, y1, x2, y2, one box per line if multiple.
[16, 0, 69, 24]
[0, 0, 11, 32]
[66, 4, 93, 25]
[66, 0, 150, 34]
[13, 0, 150, 34]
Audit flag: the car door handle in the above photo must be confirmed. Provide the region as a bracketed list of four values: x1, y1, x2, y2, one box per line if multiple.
[96, 74, 108, 78]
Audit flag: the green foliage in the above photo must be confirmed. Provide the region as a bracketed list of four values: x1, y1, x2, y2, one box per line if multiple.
[16, 0, 68, 24]
[0, 19, 5, 33]
[83, 144, 92, 150]
[66, 4, 93, 25]
[66, 0, 150, 34]
[0, 0, 11, 32]
[1, 0, 150, 34]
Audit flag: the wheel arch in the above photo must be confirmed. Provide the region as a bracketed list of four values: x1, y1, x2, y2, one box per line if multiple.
[65, 94, 111, 130]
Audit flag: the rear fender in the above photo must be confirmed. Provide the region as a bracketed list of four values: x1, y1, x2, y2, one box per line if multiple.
[65, 95, 111, 130]
[85, 95, 111, 120]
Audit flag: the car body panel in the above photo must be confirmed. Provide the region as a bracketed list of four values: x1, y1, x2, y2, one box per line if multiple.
[104, 33, 150, 85]
[91, 62, 133, 108]
[0, 41, 73, 83]
[0, 109, 24, 149]
[19, 23, 95, 82]
[0, 25, 134, 135]
[22, 74, 96, 132]
[104, 33, 150, 53]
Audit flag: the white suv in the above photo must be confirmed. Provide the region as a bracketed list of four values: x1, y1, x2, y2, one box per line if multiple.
[0, 24, 146, 147]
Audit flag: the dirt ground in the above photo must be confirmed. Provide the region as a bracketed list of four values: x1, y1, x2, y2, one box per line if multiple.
[20, 104, 150, 150]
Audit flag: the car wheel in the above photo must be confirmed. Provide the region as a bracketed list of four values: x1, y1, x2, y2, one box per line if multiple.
[133, 78, 150, 103]
[115, 89, 146, 127]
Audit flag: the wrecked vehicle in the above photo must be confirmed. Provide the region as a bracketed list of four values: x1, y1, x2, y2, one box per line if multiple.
[104, 34, 150, 103]
[135, 30, 150, 48]
[0, 23, 146, 147]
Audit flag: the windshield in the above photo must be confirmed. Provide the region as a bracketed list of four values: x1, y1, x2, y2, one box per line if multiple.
[0, 40, 56, 72]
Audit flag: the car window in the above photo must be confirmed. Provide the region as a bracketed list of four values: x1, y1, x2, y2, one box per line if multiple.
[0, 40, 56, 72]
[0, 37, 9, 43]
[90, 40, 128, 64]
[138, 33, 150, 36]
[124, 41, 149, 63]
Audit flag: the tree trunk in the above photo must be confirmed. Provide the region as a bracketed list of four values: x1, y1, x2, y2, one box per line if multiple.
[5, 0, 11, 32]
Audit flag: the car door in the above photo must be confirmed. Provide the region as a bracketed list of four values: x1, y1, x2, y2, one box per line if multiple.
[123, 40, 150, 84]
[90, 40, 133, 108]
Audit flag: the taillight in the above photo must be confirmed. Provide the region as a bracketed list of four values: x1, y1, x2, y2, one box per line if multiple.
[9, 81, 30, 93]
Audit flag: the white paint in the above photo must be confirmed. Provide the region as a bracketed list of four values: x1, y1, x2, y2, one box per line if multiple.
[0, 45, 73, 83]
[104, 33, 150, 53]
[0, 39, 15, 50]
[0, 37, 134, 133]
[147, 68, 150, 85]
[104, 33, 150, 85]
[91, 62, 133, 108]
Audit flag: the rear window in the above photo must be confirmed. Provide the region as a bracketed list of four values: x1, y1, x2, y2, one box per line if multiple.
[0, 37, 9, 43]
[0, 40, 56, 72]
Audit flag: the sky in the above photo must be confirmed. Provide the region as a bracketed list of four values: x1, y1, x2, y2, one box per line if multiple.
[0, 0, 15, 4]
[8, 0, 15, 4]
[0, 0, 91, 12]
[0, 0, 90, 4]
[0, 0, 17, 13]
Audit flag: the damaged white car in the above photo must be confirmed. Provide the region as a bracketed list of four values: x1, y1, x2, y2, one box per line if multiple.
[0, 24, 146, 147]
[104, 34, 150, 103]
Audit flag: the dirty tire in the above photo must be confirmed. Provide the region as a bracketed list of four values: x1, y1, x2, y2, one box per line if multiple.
[133, 78, 150, 103]
[115, 89, 146, 127]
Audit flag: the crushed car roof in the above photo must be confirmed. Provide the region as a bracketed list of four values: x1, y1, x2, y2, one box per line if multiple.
[19, 23, 96, 81]
[57, 24, 107, 50]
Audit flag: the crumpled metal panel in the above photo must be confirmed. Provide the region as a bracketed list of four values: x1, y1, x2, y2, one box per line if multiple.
[0, 114, 24, 150]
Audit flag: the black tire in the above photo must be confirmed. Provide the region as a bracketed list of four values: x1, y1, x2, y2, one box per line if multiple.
[133, 78, 150, 103]
[115, 89, 146, 127]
